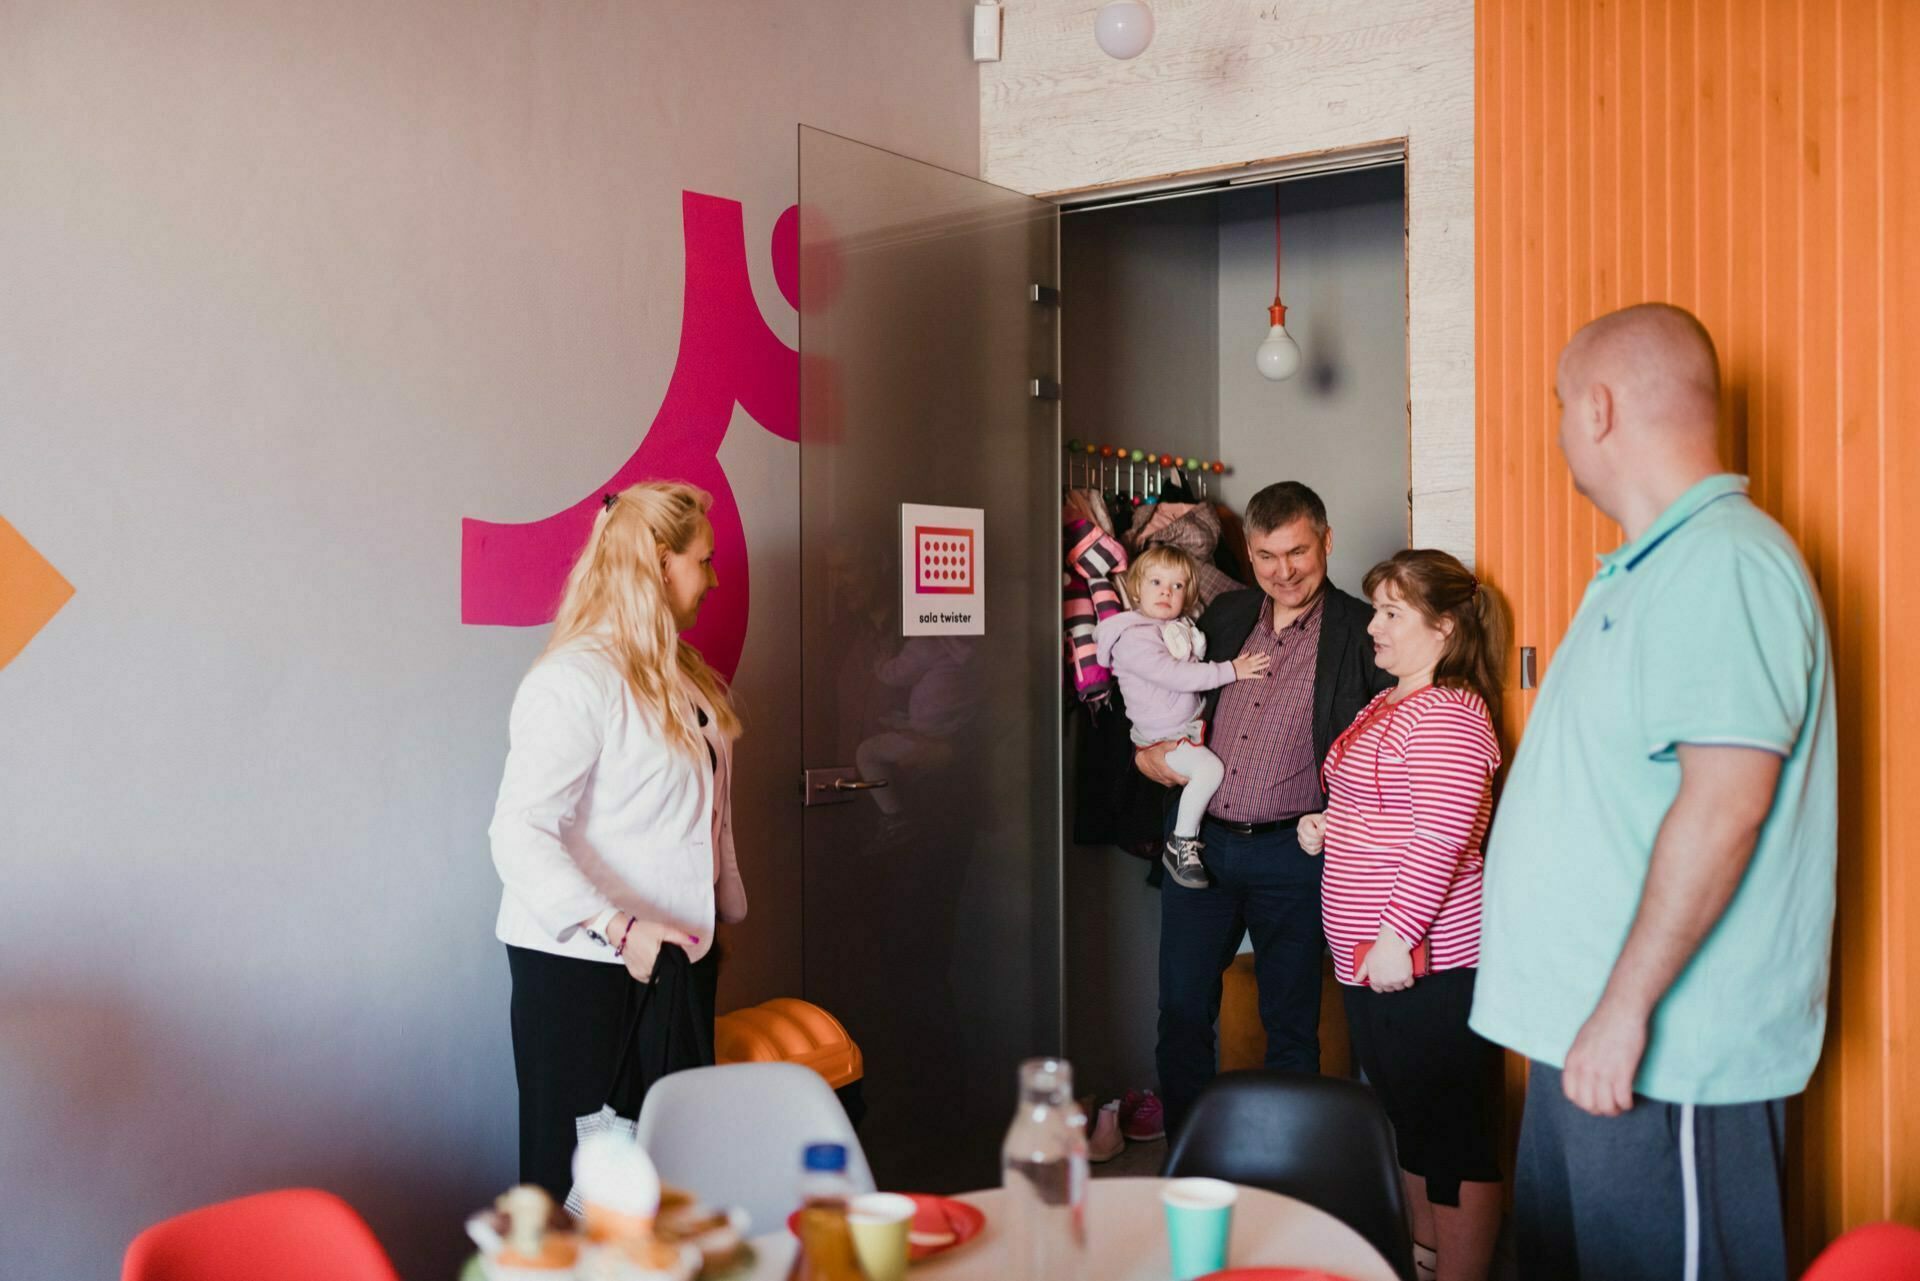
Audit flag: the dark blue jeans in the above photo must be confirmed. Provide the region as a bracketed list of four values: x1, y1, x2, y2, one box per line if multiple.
[1156, 818, 1325, 1133]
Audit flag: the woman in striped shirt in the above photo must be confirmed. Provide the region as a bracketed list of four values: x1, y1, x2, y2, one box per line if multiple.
[1296, 549, 1505, 1281]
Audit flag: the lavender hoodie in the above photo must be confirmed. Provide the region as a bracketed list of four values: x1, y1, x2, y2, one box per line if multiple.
[1093, 610, 1237, 744]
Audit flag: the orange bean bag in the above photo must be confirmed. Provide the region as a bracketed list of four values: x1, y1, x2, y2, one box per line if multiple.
[714, 998, 864, 1090]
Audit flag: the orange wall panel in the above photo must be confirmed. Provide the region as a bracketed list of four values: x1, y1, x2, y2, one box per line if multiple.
[1476, 0, 1920, 1261]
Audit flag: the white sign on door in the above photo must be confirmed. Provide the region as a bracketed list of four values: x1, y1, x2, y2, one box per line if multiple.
[900, 503, 985, 636]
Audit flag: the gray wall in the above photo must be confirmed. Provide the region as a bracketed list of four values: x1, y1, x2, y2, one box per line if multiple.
[0, 3, 978, 1277]
[1062, 197, 1221, 473]
[1218, 169, 1411, 589]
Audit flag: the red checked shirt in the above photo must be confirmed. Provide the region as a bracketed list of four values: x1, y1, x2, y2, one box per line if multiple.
[1320, 684, 1500, 984]
[1207, 594, 1324, 822]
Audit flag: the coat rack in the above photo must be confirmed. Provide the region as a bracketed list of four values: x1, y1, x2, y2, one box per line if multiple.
[1062, 440, 1228, 502]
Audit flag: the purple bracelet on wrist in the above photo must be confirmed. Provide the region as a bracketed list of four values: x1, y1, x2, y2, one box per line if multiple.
[613, 915, 637, 958]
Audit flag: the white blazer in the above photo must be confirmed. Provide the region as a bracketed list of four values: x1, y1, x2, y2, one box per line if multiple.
[489, 640, 747, 965]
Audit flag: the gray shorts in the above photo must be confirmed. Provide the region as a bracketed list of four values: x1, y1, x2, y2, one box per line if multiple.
[1516, 1061, 1788, 1281]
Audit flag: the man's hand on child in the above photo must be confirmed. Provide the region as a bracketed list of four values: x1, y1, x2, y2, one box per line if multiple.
[1134, 741, 1191, 786]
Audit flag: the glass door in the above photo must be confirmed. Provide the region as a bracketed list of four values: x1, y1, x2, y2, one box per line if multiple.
[798, 126, 1061, 1192]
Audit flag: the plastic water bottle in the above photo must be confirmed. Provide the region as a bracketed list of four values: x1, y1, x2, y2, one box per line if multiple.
[1000, 1057, 1089, 1281]
[785, 1142, 869, 1281]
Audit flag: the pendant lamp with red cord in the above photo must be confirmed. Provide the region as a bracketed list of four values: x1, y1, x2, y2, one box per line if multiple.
[1255, 184, 1303, 381]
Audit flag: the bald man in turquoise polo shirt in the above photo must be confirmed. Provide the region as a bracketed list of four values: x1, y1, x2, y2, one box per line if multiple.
[1471, 304, 1836, 1281]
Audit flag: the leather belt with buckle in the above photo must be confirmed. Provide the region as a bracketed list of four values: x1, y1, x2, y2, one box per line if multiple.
[1203, 815, 1302, 837]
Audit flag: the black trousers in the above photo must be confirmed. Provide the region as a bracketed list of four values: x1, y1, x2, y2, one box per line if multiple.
[1341, 968, 1503, 1206]
[506, 943, 719, 1199]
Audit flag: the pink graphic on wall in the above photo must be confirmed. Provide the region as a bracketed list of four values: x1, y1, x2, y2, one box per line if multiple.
[460, 193, 802, 680]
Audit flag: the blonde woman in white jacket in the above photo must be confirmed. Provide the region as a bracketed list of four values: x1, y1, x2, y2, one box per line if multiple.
[489, 481, 748, 1198]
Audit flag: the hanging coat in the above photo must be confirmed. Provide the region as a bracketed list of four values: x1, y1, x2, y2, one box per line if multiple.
[1062, 517, 1130, 709]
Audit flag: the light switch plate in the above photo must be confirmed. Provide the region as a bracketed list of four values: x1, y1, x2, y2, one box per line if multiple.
[973, 2, 1003, 61]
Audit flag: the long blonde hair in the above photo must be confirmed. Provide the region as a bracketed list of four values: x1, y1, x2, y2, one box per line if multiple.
[542, 481, 740, 759]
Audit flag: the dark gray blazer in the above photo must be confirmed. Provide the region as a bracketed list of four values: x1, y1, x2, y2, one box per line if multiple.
[1196, 583, 1395, 767]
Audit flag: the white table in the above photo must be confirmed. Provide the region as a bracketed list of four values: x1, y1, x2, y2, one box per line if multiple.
[739, 1176, 1399, 1281]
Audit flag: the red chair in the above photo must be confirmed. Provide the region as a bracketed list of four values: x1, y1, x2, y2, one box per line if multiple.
[123, 1188, 401, 1281]
[1802, 1222, 1920, 1280]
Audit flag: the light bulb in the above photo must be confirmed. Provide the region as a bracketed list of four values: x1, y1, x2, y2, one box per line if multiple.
[1094, 1, 1154, 59]
[1255, 302, 1301, 381]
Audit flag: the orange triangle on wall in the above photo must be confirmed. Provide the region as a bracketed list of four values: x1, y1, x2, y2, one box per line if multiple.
[0, 515, 73, 670]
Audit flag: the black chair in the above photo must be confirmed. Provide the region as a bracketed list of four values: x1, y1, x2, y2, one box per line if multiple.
[1161, 1070, 1416, 1281]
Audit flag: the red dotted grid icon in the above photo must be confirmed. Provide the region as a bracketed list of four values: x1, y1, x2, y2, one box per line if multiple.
[913, 526, 976, 595]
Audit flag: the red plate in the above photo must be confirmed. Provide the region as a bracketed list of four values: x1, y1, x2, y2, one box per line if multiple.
[1194, 1271, 1361, 1281]
[786, 1194, 986, 1263]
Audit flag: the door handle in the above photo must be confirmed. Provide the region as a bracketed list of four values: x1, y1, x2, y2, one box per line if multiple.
[802, 766, 889, 806]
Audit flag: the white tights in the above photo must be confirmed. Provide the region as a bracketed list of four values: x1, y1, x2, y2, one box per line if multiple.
[1164, 740, 1226, 838]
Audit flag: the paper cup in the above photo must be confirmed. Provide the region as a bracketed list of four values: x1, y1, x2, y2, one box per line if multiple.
[847, 1193, 916, 1281]
[1161, 1177, 1237, 1281]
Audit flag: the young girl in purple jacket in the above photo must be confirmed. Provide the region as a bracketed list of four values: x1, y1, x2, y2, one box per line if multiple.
[1095, 546, 1269, 888]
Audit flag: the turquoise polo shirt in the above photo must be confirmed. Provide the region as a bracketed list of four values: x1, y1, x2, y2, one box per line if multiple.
[1470, 474, 1836, 1105]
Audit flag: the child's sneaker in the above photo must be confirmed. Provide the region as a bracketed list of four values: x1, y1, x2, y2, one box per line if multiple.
[1162, 835, 1209, 889]
[1088, 1099, 1124, 1162]
[1120, 1089, 1166, 1142]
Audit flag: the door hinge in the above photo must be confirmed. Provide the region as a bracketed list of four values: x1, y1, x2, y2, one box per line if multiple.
[1030, 283, 1061, 306]
[1029, 377, 1061, 400]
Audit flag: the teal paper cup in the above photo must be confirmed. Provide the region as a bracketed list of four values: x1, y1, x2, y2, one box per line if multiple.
[1162, 1177, 1238, 1280]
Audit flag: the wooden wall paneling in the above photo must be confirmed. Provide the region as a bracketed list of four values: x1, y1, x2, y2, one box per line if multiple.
[1798, 0, 1846, 1254]
[1497, 0, 1514, 650]
[1828, 14, 1885, 1222]
[1541, 0, 1569, 650]
[1887, 0, 1920, 1226]
[1800, 0, 1834, 579]
[1667, 0, 1694, 343]
[1593, 0, 1623, 561]
[1519, 0, 1543, 698]
[1556, 0, 1582, 634]
[1479, 0, 1504, 648]
[1644, 0, 1670, 308]
[1475, 0, 1490, 588]
[1524, 0, 1547, 699]
[1695, 0, 1733, 472]
[1477, 0, 1918, 1260]
[1618, 0, 1646, 336]
[1728, 6, 1762, 494]
[1762, 0, 1795, 528]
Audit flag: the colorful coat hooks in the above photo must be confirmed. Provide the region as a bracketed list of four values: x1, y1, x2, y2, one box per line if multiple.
[1064, 441, 1227, 474]
[1061, 441, 1229, 504]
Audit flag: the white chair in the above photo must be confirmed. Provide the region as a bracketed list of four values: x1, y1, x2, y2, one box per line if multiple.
[634, 1061, 875, 1233]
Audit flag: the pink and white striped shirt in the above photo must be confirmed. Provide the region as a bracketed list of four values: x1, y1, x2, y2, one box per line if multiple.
[1320, 685, 1501, 985]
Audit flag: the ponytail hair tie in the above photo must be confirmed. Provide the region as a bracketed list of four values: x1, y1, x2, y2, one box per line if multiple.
[602, 492, 618, 512]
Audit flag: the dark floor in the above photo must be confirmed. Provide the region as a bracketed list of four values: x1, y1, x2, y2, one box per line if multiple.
[1090, 1131, 1166, 1178]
